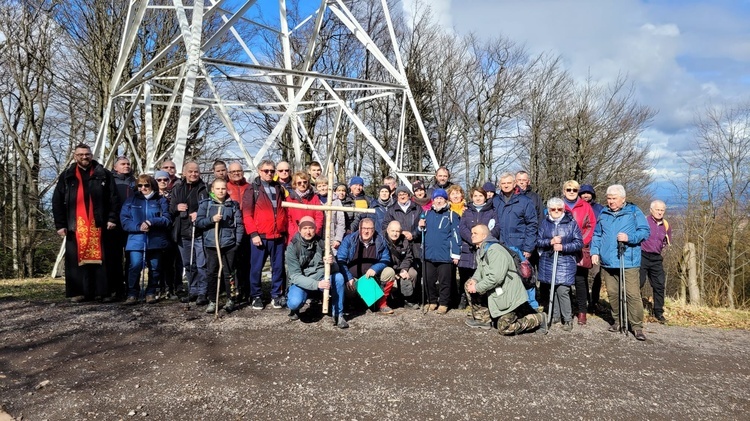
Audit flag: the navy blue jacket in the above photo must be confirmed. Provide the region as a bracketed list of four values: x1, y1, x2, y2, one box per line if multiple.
[370, 197, 394, 235]
[382, 200, 422, 243]
[458, 202, 496, 269]
[423, 205, 460, 263]
[196, 197, 244, 249]
[336, 230, 391, 281]
[120, 193, 172, 251]
[536, 212, 583, 286]
[492, 193, 538, 254]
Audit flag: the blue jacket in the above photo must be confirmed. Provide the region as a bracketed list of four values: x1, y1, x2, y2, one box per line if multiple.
[536, 212, 583, 286]
[336, 230, 391, 281]
[590, 203, 650, 269]
[458, 202, 496, 269]
[370, 197, 394, 235]
[120, 193, 172, 251]
[492, 193, 538, 254]
[196, 197, 244, 249]
[423, 205, 460, 263]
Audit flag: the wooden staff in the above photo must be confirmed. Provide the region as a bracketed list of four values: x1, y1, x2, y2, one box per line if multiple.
[214, 203, 223, 319]
[322, 165, 334, 313]
[282, 201, 375, 213]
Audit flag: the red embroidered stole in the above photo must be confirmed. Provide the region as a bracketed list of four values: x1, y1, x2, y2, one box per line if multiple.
[75, 167, 103, 265]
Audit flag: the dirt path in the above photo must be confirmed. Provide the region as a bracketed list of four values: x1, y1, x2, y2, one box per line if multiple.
[1, 298, 749, 420]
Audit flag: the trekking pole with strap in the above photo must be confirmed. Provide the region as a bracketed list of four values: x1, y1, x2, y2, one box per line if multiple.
[618, 241, 628, 335]
[419, 213, 427, 315]
[548, 249, 558, 328]
[214, 204, 223, 319]
[185, 223, 195, 310]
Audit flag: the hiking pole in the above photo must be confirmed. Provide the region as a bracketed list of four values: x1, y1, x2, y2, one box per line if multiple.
[420, 216, 427, 315]
[185, 223, 195, 311]
[214, 204, 223, 319]
[139, 239, 147, 301]
[547, 250, 558, 328]
[618, 241, 628, 336]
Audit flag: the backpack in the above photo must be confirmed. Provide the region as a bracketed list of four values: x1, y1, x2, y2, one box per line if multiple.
[483, 241, 534, 289]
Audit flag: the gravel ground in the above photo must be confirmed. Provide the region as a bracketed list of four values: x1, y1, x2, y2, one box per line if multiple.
[1, 297, 749, 420]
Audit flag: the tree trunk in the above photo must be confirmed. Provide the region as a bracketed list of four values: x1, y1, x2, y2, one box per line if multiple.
[685, 242, 701, 305]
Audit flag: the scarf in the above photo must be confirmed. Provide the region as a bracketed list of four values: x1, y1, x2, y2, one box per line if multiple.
[74, 166, 103, 265]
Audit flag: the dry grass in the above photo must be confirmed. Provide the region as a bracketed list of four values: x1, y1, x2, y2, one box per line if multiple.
[0, 277, 65, 302]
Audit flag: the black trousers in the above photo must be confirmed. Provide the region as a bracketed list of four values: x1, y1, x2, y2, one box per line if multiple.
[640, 251, 666, 318]
[574, 266, 590, 313]
[205, 246, 236, 302]
[424, 260, 454, 306]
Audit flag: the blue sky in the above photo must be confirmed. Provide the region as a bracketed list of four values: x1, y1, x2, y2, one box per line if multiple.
[403, 0, 750, 200]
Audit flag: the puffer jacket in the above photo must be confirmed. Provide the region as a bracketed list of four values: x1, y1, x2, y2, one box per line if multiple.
[590, 203, 650, 269]
[370, 196, 395, 235]
[458, 202, 496, 269]
[491, 193, 538, 254]
[286, 188, 324, 243]
[120, 192, 172, 251]
[286, 233, 332, 291]
[423, 204, 460, 263]
[536, 212, 584, 286]
[196, 196, 244, 249]
[473, 237, 528, 317]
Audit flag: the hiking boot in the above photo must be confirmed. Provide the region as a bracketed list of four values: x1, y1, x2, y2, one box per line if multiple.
[70, 295, 86, 303]
[180, 294, 198, 304]
[205, 301, 217, 314]
[289, 310, 300, 321]
[425, 303, 438, 312]
[378, 306, 394, 315]
[562, 321, 573, 331]
[145, 295, 158, 304]
[457, 294, 468, 310]
[535, 312, 548, 335]
[251, 297, 264, 310]
[436, 305, 448, 314]
[634, 329, 647, 341]
[271, 296, 286, 309]
[655, 315, 667, 324]
[403, 302, 420, 310]
[336, 315, 349, 329]
[608, 323, 620, 333]
[577, 312, 587, 325]
[195, 295, 209, 306]
[101, 295, 116, 303]
[124, 296, 138, 306]
[465, 319, 492, 330]
[224, 300, 236, 313]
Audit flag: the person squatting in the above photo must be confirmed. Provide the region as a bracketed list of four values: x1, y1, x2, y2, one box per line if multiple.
[54, 149, 668, 340]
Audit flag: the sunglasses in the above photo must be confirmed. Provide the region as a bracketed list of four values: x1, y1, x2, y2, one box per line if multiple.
[137, 184, 151, 188]
[296, 181, 308, 185]
[162, 166, 175, 169]
[156, 178, 169, 182]
[565, 188, 579, 193]
[549, 207, 564, 212]
[260, 169, 274, 174]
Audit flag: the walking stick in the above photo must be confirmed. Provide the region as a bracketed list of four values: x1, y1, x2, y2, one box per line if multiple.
[185, 223, 195, 311]
[547, 250, 558, 328]
[139, 239, 147, 301]
[618, 241, 628, 335]
[214, 204, 223, 319]
[322, 163, 334, 314]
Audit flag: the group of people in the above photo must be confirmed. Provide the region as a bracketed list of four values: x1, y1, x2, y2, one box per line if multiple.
[52, 144, 672, 339]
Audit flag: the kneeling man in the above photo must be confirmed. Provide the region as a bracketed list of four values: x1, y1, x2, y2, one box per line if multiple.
[465, 224, 547, 335]
[286, 216, 348, 328]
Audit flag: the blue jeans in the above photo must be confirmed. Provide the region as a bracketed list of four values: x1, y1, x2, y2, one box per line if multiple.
[527, 286, 539, 309]
[178, 235, 208, 296]
[249, 237, 286, 299]
[287, 277, 345, 316]
[127, 249, 162, 297]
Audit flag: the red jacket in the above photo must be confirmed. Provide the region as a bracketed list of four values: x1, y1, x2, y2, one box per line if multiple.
[227, 178, 250, 209]
[565, 198, 596, 246]
[242, 178, 287, 240]
[285, 189, 324, 244]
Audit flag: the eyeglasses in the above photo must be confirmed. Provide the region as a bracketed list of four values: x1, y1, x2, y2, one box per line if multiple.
[161, 166, 175, 169]
[565, 188, 579, 193]
[296, 181, 308, 185]
[260, 169, 274, 174]
[549, 207, 564, 212]
[137, 184, 151, 188]
[156, 178, 169, 182]
[277, 169, 290, 173]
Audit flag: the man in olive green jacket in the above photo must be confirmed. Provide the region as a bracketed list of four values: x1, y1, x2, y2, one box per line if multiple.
[465, 224, 547, 335]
